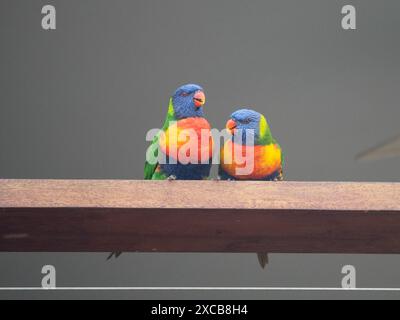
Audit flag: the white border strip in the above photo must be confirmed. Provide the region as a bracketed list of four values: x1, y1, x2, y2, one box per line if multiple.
[0, 287, 399, 291]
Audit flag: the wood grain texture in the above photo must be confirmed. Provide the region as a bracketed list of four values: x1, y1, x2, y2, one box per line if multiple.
[1, 179, 400, 253]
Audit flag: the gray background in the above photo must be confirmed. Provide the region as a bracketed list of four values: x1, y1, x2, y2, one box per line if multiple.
[0, 0, 399, 299]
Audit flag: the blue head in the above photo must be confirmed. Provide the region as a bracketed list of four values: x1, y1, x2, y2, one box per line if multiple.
[226, 109, 272, 145]
[171, 84, 206, 119]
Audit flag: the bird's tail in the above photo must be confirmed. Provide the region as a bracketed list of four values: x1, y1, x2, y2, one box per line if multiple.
[107, 252, 122, 260]
[257, 253, 269, 269]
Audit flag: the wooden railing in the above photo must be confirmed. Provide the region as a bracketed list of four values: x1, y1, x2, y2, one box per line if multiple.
[1, 179, 400, 253]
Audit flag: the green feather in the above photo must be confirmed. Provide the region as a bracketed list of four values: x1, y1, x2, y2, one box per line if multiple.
[144, 99, 176, 179]
[258, 115, 273, 145]
[259, 115, 285, 166]
[274, 139, 285, 167]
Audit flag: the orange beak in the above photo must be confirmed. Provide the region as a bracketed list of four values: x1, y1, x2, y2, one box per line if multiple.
[193, 91, 206, 108]
[226, 119, 237, 134]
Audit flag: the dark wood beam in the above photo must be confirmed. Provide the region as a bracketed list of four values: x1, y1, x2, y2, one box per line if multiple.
[1, 180, 400, 253]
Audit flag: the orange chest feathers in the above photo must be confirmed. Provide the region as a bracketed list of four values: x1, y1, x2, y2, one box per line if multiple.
[220, 140, 282, 179]
[159, 117, 214, 163]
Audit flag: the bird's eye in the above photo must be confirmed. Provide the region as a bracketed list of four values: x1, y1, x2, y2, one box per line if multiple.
[241, 118, 251, 124]
[180, 92, 190, 97]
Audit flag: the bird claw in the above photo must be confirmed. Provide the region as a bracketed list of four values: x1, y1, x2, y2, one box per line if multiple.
[167, 175, 177, 181]
[107, 252, 122, 260]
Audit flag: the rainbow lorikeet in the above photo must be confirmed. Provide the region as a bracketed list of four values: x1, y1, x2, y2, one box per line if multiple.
[219, 109, 284, 268]
[144, 83, 213, 180]
[107, 84, 213, 260]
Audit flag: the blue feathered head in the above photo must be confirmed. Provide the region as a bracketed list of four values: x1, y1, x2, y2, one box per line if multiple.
[171, 84, 206, 119]
[226, 109, 272, 145]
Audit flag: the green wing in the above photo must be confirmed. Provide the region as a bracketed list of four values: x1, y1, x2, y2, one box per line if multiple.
[144, 99, 176, 179]
[271, 137, 285, 167]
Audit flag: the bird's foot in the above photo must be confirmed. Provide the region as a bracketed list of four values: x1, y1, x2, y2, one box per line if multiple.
[273, 171, 284, 182]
